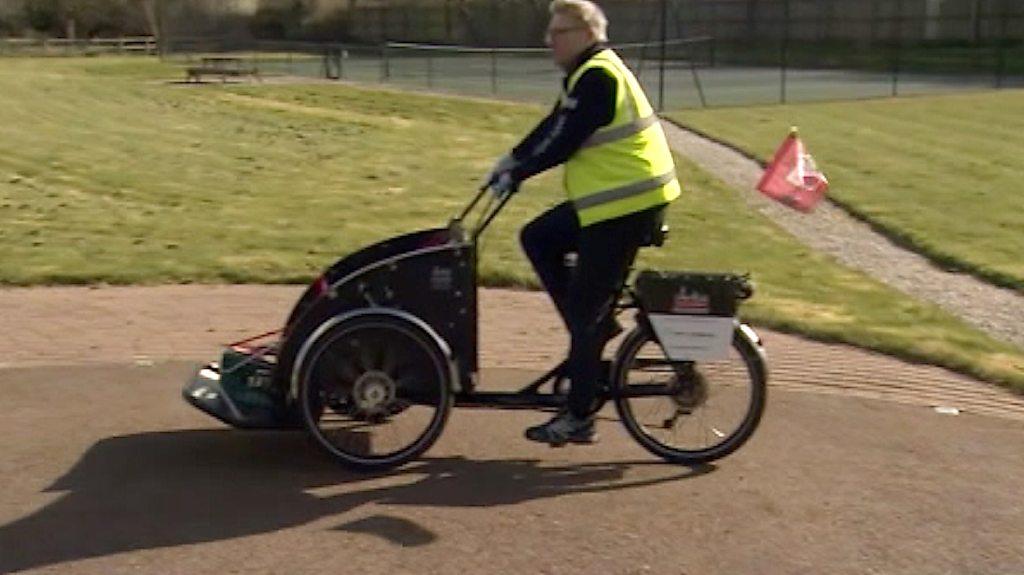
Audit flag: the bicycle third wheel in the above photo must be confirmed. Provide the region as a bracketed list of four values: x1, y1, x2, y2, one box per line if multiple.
[612, 326, 766, 465]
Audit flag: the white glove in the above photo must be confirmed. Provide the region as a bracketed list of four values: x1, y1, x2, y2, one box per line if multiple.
[484, 153, 518, 187]
[489, 170, 518, 199]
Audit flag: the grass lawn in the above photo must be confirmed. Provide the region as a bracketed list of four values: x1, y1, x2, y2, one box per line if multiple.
[668, 91, 1024, 292]
[1, 57, 1022, 390]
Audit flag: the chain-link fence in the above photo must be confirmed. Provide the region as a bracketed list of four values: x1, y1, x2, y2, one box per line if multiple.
[163, 34, 712, 107]
[682, 0, 1024, 104]
[10, 0, 1020, 108]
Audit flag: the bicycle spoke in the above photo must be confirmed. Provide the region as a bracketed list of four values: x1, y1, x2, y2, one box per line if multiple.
[300, 317, 451, 470]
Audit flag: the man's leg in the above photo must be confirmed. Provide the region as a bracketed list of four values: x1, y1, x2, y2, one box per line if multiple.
[519, 202, 579, 328]
[564, 215, 648, 419]
[526, 205, 664, 445]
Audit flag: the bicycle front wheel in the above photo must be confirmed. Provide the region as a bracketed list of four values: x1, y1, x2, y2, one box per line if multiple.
[297, 314, 453, 471]
[612, 326, 766, 465]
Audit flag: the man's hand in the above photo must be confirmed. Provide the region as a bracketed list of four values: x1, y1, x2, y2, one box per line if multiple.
[484, 153, 518, 187]
[489, 170, 519, 199]
[483, 153, 520, 199]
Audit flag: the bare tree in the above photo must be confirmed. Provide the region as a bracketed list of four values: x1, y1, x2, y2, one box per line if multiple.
[132, 0, 161, 40]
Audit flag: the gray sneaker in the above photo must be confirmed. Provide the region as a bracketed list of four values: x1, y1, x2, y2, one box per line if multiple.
[524, 412, 597, 446]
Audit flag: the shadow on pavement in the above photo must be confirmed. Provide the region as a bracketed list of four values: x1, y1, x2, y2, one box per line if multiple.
[0, 429, 712, 573]
[335, 514, 438, 547]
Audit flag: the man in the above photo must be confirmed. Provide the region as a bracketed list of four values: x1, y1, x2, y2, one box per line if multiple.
[485, 0, 680, 446]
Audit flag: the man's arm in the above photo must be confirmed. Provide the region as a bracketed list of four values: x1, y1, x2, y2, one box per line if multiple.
[509, 103, 560, 160]
[509, 68, 616, 182]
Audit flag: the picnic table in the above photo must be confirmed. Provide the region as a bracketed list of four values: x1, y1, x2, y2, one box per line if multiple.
[185, 57, 260, 83]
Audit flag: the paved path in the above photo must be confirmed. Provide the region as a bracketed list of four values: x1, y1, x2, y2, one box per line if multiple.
[1, 363, 1023, 574]
[2, 285, 1023, 421]
[661, 120, 1024, 350]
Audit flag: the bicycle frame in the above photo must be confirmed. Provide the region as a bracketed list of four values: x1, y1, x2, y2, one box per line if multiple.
[448, 185, 684, 411]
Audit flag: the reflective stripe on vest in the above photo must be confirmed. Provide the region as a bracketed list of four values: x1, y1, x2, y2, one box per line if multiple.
[573, 170, 676, 210]
[579, 114, 658, 150]
[564, 49, 680, 227]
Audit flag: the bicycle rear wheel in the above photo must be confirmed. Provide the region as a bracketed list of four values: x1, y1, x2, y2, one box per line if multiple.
[612, 326, 766, 465]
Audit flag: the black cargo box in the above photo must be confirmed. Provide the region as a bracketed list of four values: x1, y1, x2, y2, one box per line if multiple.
[635, 270, 753, 317]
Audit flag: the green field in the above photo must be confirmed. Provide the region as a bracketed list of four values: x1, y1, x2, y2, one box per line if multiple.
[1, 57, 1022, 390]
[670, 91, 1024, 292]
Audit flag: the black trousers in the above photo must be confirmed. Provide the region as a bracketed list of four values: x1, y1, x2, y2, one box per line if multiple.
[520, 201, 665, 418]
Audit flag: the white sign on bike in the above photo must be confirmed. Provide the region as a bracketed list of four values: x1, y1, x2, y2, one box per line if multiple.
[648, 315, 734, 361]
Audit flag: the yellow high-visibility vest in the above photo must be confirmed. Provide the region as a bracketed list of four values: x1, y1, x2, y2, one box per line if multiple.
[562, 49, 680, 226]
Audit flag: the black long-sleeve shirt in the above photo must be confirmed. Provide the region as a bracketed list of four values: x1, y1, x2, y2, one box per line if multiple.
[509, 44, 617, 183]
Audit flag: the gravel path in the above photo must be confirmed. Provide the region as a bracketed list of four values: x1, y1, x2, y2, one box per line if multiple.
[662, 120, 1024, 350]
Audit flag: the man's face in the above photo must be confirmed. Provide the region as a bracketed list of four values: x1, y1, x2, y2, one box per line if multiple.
[545, 13, 595, 70]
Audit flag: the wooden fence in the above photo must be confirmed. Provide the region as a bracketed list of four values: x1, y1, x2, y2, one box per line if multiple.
[0, 37, 158, 56]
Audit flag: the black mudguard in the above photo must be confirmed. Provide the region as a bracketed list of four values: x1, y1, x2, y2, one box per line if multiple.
[273, 227, 478, 403]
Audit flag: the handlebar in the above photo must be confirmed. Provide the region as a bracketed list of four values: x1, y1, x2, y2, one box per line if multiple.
[453, 181, 519, 243]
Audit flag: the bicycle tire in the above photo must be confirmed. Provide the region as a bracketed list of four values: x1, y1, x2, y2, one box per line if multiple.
[612, 325, 766, 465]
[296, 314, 453, 471]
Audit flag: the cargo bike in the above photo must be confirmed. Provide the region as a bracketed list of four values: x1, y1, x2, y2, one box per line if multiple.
[184, 186, 768, 471]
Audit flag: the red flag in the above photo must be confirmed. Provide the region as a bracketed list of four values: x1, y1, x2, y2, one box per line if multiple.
[756, 128, 828, 213]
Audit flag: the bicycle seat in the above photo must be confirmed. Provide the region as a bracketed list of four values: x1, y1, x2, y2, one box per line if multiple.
[640, 223, 669, 247]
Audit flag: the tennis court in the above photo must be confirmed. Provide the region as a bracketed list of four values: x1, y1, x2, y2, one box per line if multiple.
[201, 38, 1019, 109]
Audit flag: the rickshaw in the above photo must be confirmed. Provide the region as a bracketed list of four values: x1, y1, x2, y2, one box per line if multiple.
[184, 185, 767, 471]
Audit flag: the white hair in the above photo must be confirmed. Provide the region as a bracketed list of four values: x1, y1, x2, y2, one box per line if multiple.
[549, 0, 608, 42]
